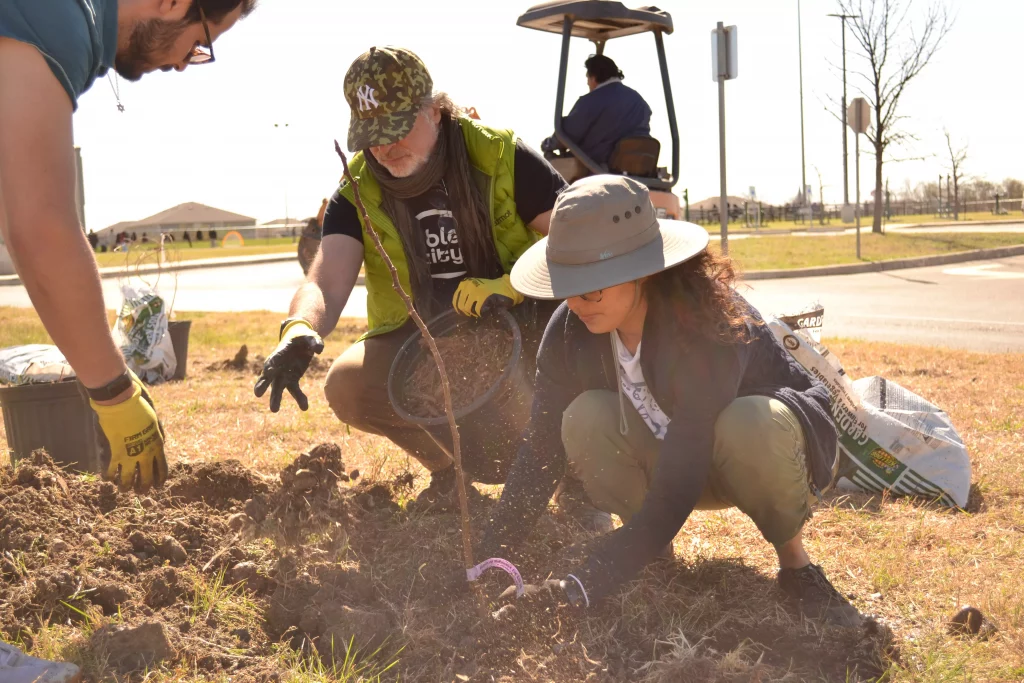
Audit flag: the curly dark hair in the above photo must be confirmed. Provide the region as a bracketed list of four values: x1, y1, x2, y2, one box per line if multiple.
[642, 250, 757, 344]
[186, 0, 259, 23]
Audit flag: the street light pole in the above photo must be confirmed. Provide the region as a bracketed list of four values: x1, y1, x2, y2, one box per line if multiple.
[274, 123, 290, 244]
[797, 0, 807, 212]
[829, 13, 856, 209]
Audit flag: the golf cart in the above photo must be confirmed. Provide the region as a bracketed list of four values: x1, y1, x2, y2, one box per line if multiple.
[518, 0, 681, 218]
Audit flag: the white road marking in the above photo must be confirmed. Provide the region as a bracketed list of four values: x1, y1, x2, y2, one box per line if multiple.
[942, 263, 1024, 279]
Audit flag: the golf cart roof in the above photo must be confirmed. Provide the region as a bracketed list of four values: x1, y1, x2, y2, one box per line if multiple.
[517, 1, 673, 42]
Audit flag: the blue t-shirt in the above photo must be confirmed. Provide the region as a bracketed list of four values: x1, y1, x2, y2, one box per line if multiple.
[0, 0, 118, 110]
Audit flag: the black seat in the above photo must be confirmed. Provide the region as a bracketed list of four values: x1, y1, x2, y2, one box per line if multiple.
[608, 136, 660, 178]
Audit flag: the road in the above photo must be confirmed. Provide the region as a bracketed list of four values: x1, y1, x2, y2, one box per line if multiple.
[741, 254, 1024, 352]
[0, 255, 1021, 352]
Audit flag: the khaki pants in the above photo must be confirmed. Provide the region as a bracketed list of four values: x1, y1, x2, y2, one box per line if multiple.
[561, 391, 816, 547]
[324, 322, 453, 473]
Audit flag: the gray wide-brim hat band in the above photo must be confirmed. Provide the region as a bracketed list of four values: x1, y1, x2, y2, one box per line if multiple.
[511, 175, 710, 300]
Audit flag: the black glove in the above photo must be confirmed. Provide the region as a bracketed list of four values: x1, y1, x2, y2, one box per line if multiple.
[254, 319, 324, 413]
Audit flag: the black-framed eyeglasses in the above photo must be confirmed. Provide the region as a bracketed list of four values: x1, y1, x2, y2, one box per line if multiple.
[578, 289, 604, 303]
[186, 2, 215, 65]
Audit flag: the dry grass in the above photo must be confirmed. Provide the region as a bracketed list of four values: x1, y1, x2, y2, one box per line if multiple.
[0, 309, 1022, 681]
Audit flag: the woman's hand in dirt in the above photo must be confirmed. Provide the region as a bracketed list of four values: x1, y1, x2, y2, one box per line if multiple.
[90, 371, 168, 492]
[491, 578, 581, 621]
[254, 319, 324, 412]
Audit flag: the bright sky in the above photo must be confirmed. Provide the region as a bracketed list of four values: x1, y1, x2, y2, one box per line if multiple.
[73, 0, 1024, 231]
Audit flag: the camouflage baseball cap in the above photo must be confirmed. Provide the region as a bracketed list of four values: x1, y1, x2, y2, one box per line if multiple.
[344, 46, 433, 152]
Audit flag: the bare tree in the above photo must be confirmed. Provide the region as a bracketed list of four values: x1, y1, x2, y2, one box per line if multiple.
[812, 165, 828, 224]
[1003, 177, 1024, 205]
[836, 0, 954, 232]
[943, 129, 967, 220]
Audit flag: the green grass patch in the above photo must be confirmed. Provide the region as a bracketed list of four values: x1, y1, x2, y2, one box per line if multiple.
[713, 231, 1024, 271]
[94, 240, 296, 269]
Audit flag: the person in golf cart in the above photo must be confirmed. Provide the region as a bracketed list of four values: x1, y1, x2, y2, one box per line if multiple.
[474, 175, 862, 627]
[541, 54, 652, 167]
[255, 46, 567, 510]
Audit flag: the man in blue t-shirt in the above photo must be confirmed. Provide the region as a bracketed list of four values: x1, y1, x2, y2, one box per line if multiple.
[0, 2, 256, 681]
[542, 54, 653, 168]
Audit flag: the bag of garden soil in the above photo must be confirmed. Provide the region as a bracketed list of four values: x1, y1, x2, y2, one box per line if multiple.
[111, 285, 177, 384]
[768, 308, 971, 508]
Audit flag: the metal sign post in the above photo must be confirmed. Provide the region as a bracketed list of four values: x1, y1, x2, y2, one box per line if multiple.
[712, 23, 738, 255]
[847, 97, 871, 259]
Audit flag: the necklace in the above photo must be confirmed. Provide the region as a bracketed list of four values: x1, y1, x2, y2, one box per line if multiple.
[107, 72, 125, 112]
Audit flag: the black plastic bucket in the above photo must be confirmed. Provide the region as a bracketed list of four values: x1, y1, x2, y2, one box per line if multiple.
[168, 320, 192, 381]
[0, 379, 101, 471]
[387, 310, 533, 484]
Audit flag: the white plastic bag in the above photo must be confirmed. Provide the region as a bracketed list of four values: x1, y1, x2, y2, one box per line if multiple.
[768, 312, 971, 508]
[0, 345, 75, 385]
[111, 284, 176, 384]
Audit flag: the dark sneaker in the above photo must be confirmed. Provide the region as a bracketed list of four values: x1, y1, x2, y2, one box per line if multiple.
[555, 478, 614, 534]
[778, 563, 863, 628]
[412, 466, 482, 513]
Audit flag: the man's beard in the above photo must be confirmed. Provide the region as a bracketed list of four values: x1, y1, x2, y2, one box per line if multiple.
[375, 150, 431, 179]
[372, 116, 439, 178]
[114, 18, 188, 82]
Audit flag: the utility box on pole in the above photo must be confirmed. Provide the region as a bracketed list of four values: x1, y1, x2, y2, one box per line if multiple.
[711, 25, 738, 81]
[712, 23, 737, 254]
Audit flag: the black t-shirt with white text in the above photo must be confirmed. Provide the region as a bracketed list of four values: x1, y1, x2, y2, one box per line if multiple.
[322, 139, 566, 307]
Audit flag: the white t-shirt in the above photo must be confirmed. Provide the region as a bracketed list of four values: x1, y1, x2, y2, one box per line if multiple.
[613, 331, 672, 440]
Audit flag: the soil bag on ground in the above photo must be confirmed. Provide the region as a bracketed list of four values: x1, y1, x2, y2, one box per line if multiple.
[112, 285, 177, 384]
[768, 308, 971, 508]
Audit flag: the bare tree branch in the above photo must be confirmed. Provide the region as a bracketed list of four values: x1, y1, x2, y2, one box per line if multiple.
[834, 0, 953, 231]
[944, 128, 968, 219]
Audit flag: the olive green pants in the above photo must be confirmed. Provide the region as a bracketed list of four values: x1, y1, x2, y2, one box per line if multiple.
[561, 391, 817, 547]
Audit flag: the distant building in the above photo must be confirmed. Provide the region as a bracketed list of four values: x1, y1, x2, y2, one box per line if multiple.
[95, 202, 257, 244]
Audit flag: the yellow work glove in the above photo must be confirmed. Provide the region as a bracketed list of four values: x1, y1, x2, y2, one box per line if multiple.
[452, 275, 524, 318]
[90, 371, 168, 492]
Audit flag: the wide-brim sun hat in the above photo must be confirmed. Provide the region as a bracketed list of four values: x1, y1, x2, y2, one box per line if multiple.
[511, 175, 710, 300]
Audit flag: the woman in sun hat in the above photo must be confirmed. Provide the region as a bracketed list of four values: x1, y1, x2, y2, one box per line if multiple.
[474, 175, 861, 626]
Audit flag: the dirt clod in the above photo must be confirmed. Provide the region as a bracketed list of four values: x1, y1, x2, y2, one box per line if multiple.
[230, 561, 259, 585]
[158, 535, 188, 564]
[227, 512, 251, 531]
[93, 622, 173, 673]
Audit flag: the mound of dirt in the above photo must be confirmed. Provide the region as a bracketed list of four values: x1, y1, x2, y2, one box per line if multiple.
[165, 460, 270, 509]
[206, 344, 250, 371]
[1, 447, 892, 682]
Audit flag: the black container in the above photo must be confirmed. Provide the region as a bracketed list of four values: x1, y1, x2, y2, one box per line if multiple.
[168, 320, 192, 381]
[387, 310, 532, 484]
[0, 379, 101, 471]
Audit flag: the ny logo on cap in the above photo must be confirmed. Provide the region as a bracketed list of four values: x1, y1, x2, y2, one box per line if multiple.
[357, 85, 379, 112]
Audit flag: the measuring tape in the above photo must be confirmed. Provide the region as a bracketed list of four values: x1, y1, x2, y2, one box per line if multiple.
[466, 557, 524, 597]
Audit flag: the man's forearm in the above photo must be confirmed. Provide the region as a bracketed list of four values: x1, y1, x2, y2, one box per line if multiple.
[9, 222, 125, 389]
[289, 282, 341, 338]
